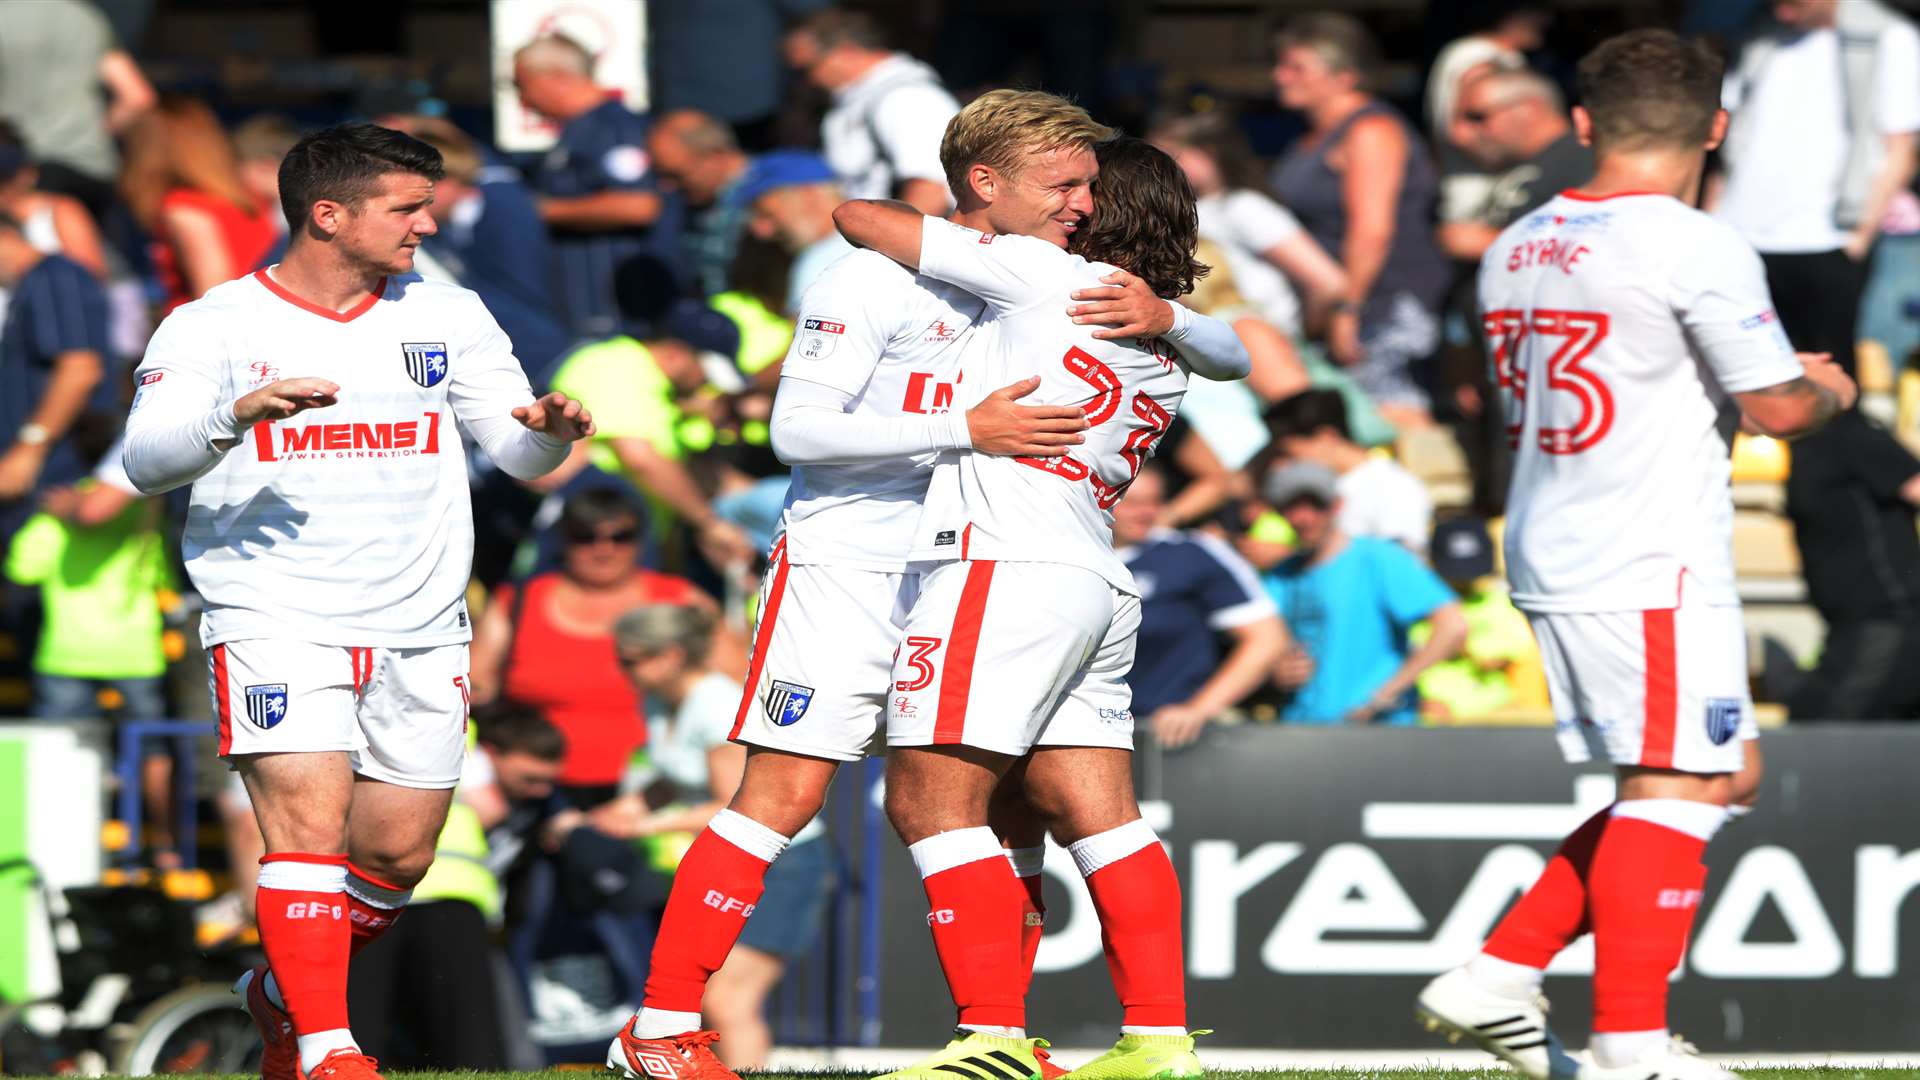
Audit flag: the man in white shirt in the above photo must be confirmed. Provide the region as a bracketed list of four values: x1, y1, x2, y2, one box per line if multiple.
[783, 8, 958, 216]
[606, 91, 1248, 1080]
[1714, 0, 1920, 377]
[1263, 388, 1431, 552]
[1415, 31, 1853, 1080]
[122, 123, 593, 1080]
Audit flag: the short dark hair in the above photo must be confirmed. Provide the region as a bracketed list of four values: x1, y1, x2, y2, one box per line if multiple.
[472, 700, 566, 762]
[1576, 29, 1723, 153]
[1071, 136, 1208, 300]
[1266, 388, 1352, 442]
[560, 486, 647, 539]
[277, 122, 444, 233]
[790, 8, 887, 51]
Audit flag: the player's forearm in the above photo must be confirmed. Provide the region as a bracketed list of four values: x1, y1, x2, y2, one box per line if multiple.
[769, 378, 970, 464]
[1739, 377, 1844, 440]
[473, 423, 569, 482]
[832, 200, 925, 268]
[123, 403, 247, 494]
[538, 191, 663, 231]
[1165, 305, 1252, 381]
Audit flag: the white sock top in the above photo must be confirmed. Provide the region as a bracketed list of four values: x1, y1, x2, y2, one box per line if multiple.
[709, 808, 792, 863]
[908, 826, 1003, 879]
[1005, 846, 1045, 878]
[1067, 818, 1160, 878]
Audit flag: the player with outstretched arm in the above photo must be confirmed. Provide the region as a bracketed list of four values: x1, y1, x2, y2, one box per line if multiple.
[122, 124, 593, 1080]
[1413, 31, 1853, 1080]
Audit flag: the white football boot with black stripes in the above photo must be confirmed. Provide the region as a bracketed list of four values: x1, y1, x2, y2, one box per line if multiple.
[1416, 966, 1577, 1079]
[1575, 1036, 1739, 1080]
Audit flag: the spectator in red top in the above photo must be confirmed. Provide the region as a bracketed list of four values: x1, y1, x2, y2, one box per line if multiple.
[119, 95, 277, 313]
[468, 488, 722, 802]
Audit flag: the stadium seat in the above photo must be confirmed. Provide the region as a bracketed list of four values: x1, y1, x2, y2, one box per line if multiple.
[1732, 511, 1803, 598]
[1898, 369, 1920, 454]
[1730, 433, 1788, 510]
[1859, 339, 1894, 394]
[1396, 426, 1473, 509]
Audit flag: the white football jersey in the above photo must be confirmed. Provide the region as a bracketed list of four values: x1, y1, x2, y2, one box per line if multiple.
[906, 218, 1191, 595]
[1479, 191, 1801, 613]
[126, 270, 558, 647]
[776, 249, 995, 571]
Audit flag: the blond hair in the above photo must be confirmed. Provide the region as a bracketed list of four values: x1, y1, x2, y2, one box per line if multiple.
[940, 89, 1115, 198]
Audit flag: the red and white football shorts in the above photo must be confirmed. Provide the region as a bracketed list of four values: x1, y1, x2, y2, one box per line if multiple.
[886, 560, 1139, 756]
[209, 639, 471, 788]
[730, 537, 918, 762]
[1527, 587, 1756, 775]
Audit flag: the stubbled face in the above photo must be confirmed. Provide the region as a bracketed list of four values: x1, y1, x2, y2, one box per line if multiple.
[331, 172, 437, 276]
[1111, 469, 1165, 548]
[1453, 80, 1527, 167]
[1273, 44, 1349, 112]
[1279, 496, 1335, 551]
[983, 144, 1098, 249]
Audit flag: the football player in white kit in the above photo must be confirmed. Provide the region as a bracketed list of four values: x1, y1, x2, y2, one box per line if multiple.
[1412, 31, 1855, 1080]
[121, 125, 593, 1080]
[833, 135, 1248, 1080]
[609, 93, 1251, 1080]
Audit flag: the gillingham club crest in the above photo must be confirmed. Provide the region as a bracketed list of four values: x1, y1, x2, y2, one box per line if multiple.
[245, 684, 290, 730]
[1705, 698, 1742, 746]
[766, 680, 814, 726]
[402, 342, 450, 387]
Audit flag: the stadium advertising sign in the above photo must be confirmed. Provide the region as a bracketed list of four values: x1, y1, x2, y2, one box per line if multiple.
[876, 727, 1920, 1050]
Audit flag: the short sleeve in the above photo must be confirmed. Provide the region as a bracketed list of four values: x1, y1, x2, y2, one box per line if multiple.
[1373, 541, 1456, 627]
[1874, 21, 1920, 134]
[130, 305, 226, 416]
[778, 256, 901, 397]
[1186, 534, 1279, 629]
[1669, 222, 1802, 394]
[92, 436, 138, 495]
[869, 86, 958, 188]
[22, 263, 109, 362]
[917, 216, 1069, 314]
[1225, 191, 1304, 252]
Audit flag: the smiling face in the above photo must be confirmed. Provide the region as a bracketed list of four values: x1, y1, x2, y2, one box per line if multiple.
[327, 171, 437, 276]
[976, 144, 1098, 249]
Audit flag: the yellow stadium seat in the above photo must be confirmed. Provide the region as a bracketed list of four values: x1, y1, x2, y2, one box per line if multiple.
[1732, 511, 1801, 579]
[1859, 339, 1894, 394]
[1395, 427, 1473, 509]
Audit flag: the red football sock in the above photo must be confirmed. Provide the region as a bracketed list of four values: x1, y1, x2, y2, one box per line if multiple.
[344, 863, 410, 958]
[1018, 871, 1046, 997]
[912, 828, 1026, 1030]
[1075, 826, 1185, 1028]
[643, 815, 783, 1014]
[1483, 807, 1610, 968]
[255, 853, 352, 1036]
[1589, 817, 1709, 1033]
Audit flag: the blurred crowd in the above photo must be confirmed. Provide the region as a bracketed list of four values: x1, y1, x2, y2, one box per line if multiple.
[4, 0, 1920, 1062]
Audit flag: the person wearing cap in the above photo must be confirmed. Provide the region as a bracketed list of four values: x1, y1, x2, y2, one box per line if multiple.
[1261, 460, 1466, 724]
[736, 150, 854, 312]
[1412, 517, 1549, 722]
[649, 110, 754, 298]
[593, 603, 834, 1069]
[545, 255, 758, 573]
[1263, 387, 1432, 553]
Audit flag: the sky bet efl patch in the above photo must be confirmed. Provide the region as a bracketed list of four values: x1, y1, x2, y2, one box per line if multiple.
[797, 317, 845, 361]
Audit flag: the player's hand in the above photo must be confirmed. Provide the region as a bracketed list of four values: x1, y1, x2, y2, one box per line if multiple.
[966, 377, 1089, 457]
[0, 443, 46, 501]
[695, 517, 756, 572]
[1798, 351, 1858, 412]
[1069, 270, 1176, 340]
[1275, 645, 1315, 689]
[233, 378, 340, 425]
[1328, 310, 1364, 366]
[513, 391, 596, 441]
[1151, 702, 1212, 748]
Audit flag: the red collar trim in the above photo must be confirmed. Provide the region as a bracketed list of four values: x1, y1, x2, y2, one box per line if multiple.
[1558, 189, 1668, 203]
[253, 268, 386, 322]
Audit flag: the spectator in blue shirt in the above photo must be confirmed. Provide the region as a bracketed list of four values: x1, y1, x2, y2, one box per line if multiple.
[648, 110, 753, 298]
[514, 34, 686, 338]
[1113, 465, 1288, 746]
[1261, 462, 1466, 724]
[0, 211, 107, 543]
[406, 118, 571, 386]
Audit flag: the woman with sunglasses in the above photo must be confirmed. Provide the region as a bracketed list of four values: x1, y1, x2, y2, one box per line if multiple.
[594, 603, 833, 1070]
[469, 488, 715, 805]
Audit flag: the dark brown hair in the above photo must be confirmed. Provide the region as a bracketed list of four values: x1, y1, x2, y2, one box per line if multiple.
[1070, 136, 1208, 300]
[1148, 110, 1266, 193]
[1576, 29, 1723, 153]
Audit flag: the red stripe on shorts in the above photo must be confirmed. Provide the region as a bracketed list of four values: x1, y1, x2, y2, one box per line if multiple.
[1641, 608, 1678, 769]
[933, 560, 997, 745]
[730, 538, 791, 740]
[213, 644, 233, 755]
